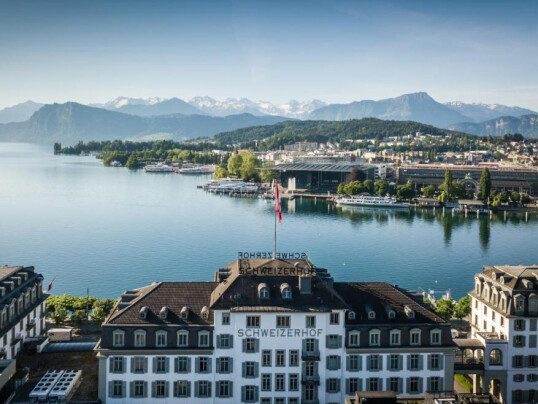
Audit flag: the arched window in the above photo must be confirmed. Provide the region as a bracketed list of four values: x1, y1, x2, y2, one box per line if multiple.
[475, 279, 482, 294]
[489, 349, 503, 365]
[514, 295, 525, 314]
[389, 329, 401, 346]
[529, 294, 538, 315]
[348, 330, 360, 347]
[410, 328, 422, 346]
[258, 283, 269, 300]
[112, 329, 125, 347]
[280, 283, 292, 300]
[369, 329, 380, 346]
[201, 306, 209, 320]
[155, 330, 167, 347]
[134, 329, 146, 347]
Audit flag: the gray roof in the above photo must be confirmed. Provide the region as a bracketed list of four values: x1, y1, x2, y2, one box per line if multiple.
[261, 163, 368, 173]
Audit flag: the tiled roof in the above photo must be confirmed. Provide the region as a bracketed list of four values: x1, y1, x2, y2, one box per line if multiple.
[106, 282, 218, 326]
[261, 163, 366, 173]
[481, 265, 538, 290]
[334, 282, 446, 324]
[0, 266, 23, 282]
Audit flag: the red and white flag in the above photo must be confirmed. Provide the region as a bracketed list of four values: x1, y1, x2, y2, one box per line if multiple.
[274, 180, 282, 223]
[47, 277, 56, 292]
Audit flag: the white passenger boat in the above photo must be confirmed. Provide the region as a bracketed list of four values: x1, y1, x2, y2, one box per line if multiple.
[336, 195, 409, 208]
[144, 163, 174, 173]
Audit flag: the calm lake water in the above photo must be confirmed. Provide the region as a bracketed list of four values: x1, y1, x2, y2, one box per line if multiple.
[1, 143, 537, 299]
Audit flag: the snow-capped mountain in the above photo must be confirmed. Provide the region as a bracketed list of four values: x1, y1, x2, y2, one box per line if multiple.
[97, 96, 166, 110]
[444, 101, 537, 123]
[188, 96, 327, 118]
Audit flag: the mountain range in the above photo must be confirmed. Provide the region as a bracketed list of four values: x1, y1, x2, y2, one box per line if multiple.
[0, 93, 537, 143]
[0, 103, 290, 144]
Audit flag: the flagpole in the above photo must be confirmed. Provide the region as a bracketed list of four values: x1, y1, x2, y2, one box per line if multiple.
[273, 180, 277, 259]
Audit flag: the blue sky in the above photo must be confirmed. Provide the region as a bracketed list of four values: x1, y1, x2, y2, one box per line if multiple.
[0, 0, 537, 109]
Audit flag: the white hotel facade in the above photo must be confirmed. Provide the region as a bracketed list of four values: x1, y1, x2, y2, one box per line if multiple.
[96, 258, 455, 403]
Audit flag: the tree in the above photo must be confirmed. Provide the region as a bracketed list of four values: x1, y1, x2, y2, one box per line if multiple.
[91, 305, 107, 324]
[53, 143, 62, 154]
[71, 309, 87, 324]
[435, 297, 455, 320]
[396, 183, 415, 200]
[52, 305, 67, 325]
[346, 168, 365, 183]
[343, 181, 364, 195]
[454, 296, 471, 320]
[498, 191, 509, 203]
[440, 170, 454, 200]
[422, 185, 436, 198]
[213, 165, 229, 179]
[239, 153, 261, 182]
[363, 179, 375, 194]
[260, 164, 278, 183]
[374, 180, 389, 196]
[126, 154, 138, 170]
[521, 193, 531, 205]
[479, 168, 491, 202]
[227, 153, 243, 176]
[511, 191, 521, 204]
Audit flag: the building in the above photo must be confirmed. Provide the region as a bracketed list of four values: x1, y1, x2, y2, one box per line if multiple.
[0, 265, 47, 401]
[262, 163, 376, 192]
[283, 142, 318, 152]
[398, 164, 538, 196]
[96, 258, 454, 403]
[467, 265, 538, 403]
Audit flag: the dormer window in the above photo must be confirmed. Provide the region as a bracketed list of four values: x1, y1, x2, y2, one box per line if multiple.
[514, 295, 525, 314]
[134, 330, 146, 347]
[180, 306, 189, 320]
[388, 310, 396, 319]
[390, 329, 401, 346]
[404, 305, 415, 319]
[368, 311, 376, 320]
[529, 294, 538, 315]
[201, 306, 209, 320]
[258, 283, 269, 300]
[112, 330, 125, 347]
[475, 279, 482, 294]
[348, 311, 356, 320]
[139, 306, 149, 320]
[155, 330, 167, 347]
[280, 283, 292, 300]
[369, 329, 380, 346]
[159, 306, 169, 320]
[348, 330, 360, 347]
[430, 329, 442, 345]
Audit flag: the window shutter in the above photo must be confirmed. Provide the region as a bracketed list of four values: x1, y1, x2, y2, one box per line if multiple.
[358, 355, 362, 371]
[397, 378, 403, 394]
[418, 377, 423, 393]
[186, 381, 191, 397]
[366, 355, 371, 371]
[121, 381, 126, 398]
[208, 358, 212, 373]
[314, 362, 319, 375]
[254, 385, 258, 401]
[241, 386, 246, 402]
[345, 379, 350, 394]
[326, 335, 330, 347]
[187, 357, 191, 372]
[302, 339, 306, 351]
[346, 356, 350, 371]
[216, 335, 221, 348]
[195, 358, 200, 373]
[427, 355, 431, 371]
[153, 357, 157, 373]
[164, 381, 169, 398]
[254, 362, 259, 377]
[229, 381, 233, 397]
[229, 335, 234, 348]
[427, 377, 432, 391]
[406, 355, 411, 370]
[129, 381, 135, 398]
[242, 339, 247, 353]
[152, 381, 156, 398]
[439, 355, 444, 370]
[143, 381, 148, 398]
[194, 381, 199, 398]
[406, 378, 411, 393]
[144, 357, 148, 373]
[216, 358, 221, 373]
[255, 338, 260, 352]
[326, 358, 330, 370]
[108, 381, 113, 397]
[512, 356, 517, 367]
[338, 335, 342, 348]
[315, 339, 319, 352]
[418, 355, 424, 370]
[439, 377, 444, 391]
[337, 356, 341, 370]
[174, 357, 179, 373]
[242, 362, 246, 378]
[130, 357, 135, 373]
[229, 357, 233, 373]
[109, 358, 113, 373]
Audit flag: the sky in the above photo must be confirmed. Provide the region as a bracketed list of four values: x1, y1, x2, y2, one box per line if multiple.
[0, 0, 537, 110]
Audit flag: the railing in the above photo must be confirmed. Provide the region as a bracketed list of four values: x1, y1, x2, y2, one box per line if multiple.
[301, 350, 320, 361]
[454, 356, 484, 371]
[301, 374, 320, 385]
[301, 400, 319, 404]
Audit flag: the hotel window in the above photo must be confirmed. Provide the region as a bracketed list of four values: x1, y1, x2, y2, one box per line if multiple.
[530, 390, 537, 402]
[368, 355, 380, 371]
[275, 399, 285, 404]
[390, 329, 401, 346]
[515, 319, 526, 331]
[349, 331, 360, 347]
[369, 329, 380, 346]
[243, 385, 258, 402]
[368, 378, 379, 391]
[153, 381, 168, 398]
[327, 355, 340, 370]
[306, 315, 316, 328]
[513, 390, 523, 403]
[133, 356, 146, 373]
[389, 354, 400, 371]
[529, 356, 538, 368]
[261, 399, 271, 404]
[430, 329, 442, 345]
[198, 357, 210, 373]
[218, 333, 232, 348]
[408, 377, 420, 394]
[430, 354, 441, 370]
[244, 361, 257, 378]
[262, 350, 272, 366]
[175, 356, 190, 373]
[305, 338, 316, 352]
[259, 285, 270, 299]
[389, 377, 399, 392]
[289, 373, 299, 391]
[304, 385, 315, 401]
[112, 330, 125, 347]
[110, 380, 125, 398]
[156, 330, 167, 347]
[217, 381, 231, 398]
[327, 334, 341, 349]
[528, 374, 538, 382]
[177, 330, 188, 347]
[111, 357, 124, 373]
[410, 329, 421, 346]
[222, 312, 230, 325]
[347, 378, 360, 395]
[409, 354, 421, 370]
[132, 380, 146, 398]
[244, 338, 258, 353]
[275, 374, 285, 391]
[197, 381, 211, 398]
[134, 330, 146, 347]
[261, 374, 271, 391]
[276, 350, 285, 366]
[289, 350, 299, 366]
[348, 355, 360, 371]
[305, 361, 315, 377]
[218, 357, 231, 373]
[247, 316, 260, 328]
[530, 296, 538, 314]
[429, 377, 440, 392]
[514, 374, 524, 382]
[513, 335, 525, 348]
[154, 356, 167, 373]
[276, 316, 290, 328]
[489, 349, 503, 365]
[330, 312, 340, 325]
[326, 378, 340, 393]
[198, 331, 210, 347]
[514, 296, 525, 313]
[281, 286, 292, 300]
[174, 381, 190, 398]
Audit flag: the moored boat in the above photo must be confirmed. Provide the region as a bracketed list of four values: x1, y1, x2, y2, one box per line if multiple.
[336, 195, 409, 208]
[144, 163, 174, 173]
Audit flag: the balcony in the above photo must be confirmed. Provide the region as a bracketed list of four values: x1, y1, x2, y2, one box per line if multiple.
[301, 350, 320, 361]
[454, 356, 484, 372]
[301, 375, 320, 385]
[301, 400, 319, 404]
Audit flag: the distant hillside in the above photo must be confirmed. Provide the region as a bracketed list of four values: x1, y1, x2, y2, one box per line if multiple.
[0, 103, 292, 144]
[445, 101, 537, 122]
[309, 92, 468, 128]
[115, 97, 204, 116]
[448, 115, 538, 138]
[0, 101, 43, 123]
[214, 118, 466, 145]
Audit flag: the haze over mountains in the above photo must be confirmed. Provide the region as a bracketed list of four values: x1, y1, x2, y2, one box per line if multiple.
[0, 92, 537, 143]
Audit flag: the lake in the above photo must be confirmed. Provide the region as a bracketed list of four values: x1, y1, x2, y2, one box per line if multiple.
[1, 143, 536, 299]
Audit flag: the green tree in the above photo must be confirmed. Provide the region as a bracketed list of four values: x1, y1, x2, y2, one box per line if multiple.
[440, 170, 454, 200]
[363, 180, 375, 194]
[52, 305, 68, 325]
[213, 165, 229, 179]
[126, 154, 138, 170]
[227, 153, 243, 176]
[374, 180, 389, 196]
[454, 296, 471, 320]
[346, 168, 365, 183]
[521, 193, 531, 205]
[343, 181, 364, 195]
[396, 183, 415, 200]
[435, 297, 455, 320]
[511, 191, 521, 204]
[479, 168, 491, 202]
[53, 142, 62, 154]
[239, 153, 261, 182]
[260, 163, 278, 183]
[337, 183, 346, 195]
[498, 191, 509, 203]
[71, 309, 87, 324]
[422, 185, 436, 198]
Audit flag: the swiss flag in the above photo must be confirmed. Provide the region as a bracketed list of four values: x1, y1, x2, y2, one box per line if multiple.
[274, 180, 282, 223]
[47, 277, 56, 292]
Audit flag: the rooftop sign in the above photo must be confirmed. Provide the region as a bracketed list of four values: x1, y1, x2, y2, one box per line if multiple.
[237, 251, 308, 260]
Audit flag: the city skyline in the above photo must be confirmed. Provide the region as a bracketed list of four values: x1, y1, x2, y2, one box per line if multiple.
[1, 0, 537, 110]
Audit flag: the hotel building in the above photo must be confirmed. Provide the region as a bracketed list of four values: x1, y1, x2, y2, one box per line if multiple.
[0, 265, 47, 401]
[96, 258, 454, 403]
[469, 265, 538, 403]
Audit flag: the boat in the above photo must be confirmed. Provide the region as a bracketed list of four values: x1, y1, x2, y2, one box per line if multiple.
[179, 165, 215, 175]
[110, 161, 122, 167]
[144, 163, 174, 173]
[335, 195, 409, 208]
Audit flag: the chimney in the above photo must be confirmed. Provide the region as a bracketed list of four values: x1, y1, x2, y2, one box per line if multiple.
[299, 275, 312, 294]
